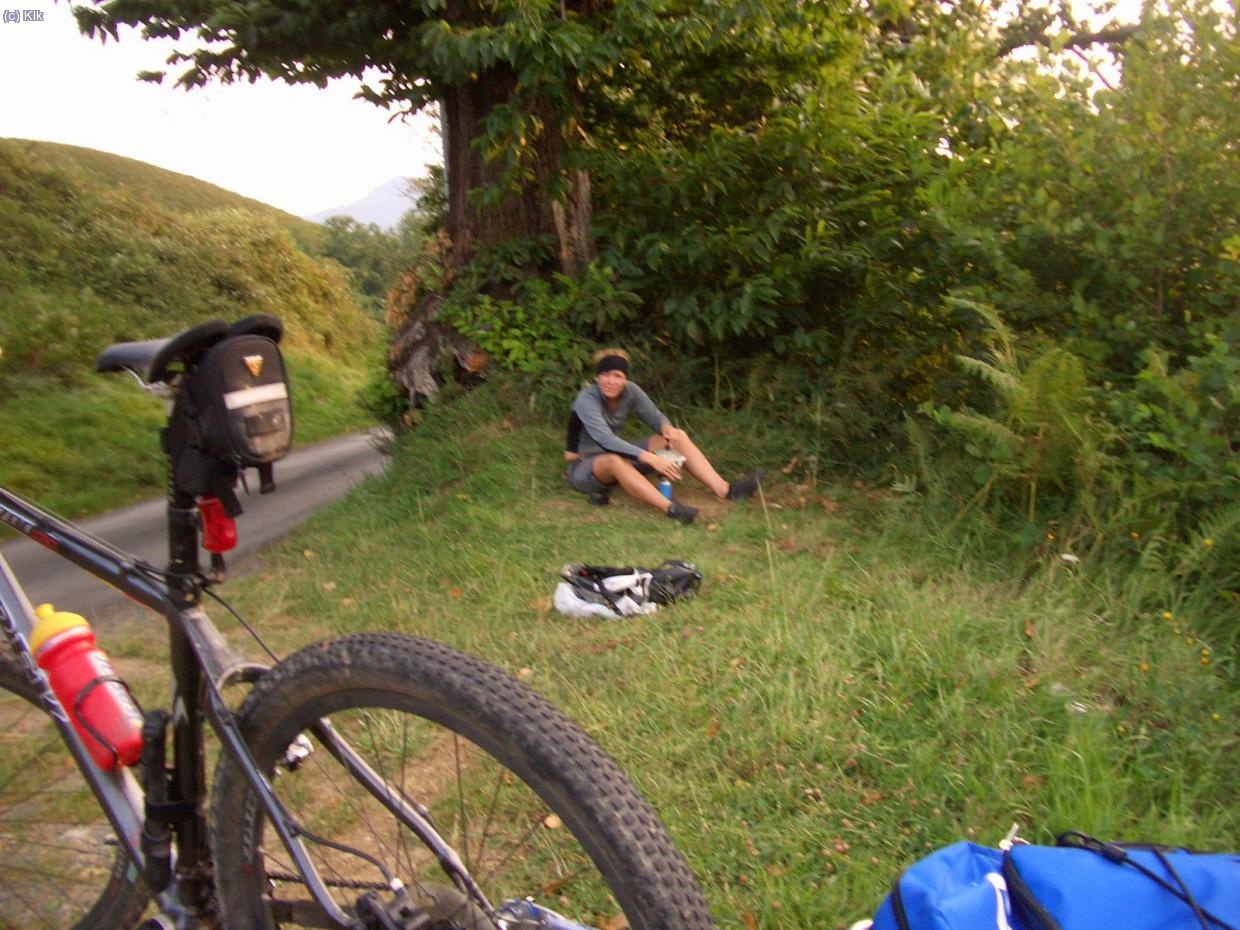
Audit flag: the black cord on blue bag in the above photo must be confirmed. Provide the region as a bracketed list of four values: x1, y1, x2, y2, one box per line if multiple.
[1153, 849, 1212, 930]
[1057, 832, 1237, 930]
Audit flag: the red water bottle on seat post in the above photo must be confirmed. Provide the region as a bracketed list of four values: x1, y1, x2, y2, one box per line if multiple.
[31, 603, 144, 770]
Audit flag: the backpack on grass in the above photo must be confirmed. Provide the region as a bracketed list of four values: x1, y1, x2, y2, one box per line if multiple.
[648, 559, 703, 604]
[867, 832, 1240, 930]
[554, 561, 703, 618]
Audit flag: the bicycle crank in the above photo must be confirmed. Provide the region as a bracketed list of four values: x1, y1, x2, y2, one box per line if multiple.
[355, 886, 431, 930]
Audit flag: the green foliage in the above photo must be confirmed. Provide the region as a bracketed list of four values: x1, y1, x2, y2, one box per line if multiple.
[581, 0, 1236, 460]
[439, 257, 639, 382]
[919, 0, 1240, 376]
[913, 308, 1238, 646]
[357, 365, 411, 429]
[1108, 336, 1240, 532]
[318, 209, 428, 315]
[587, 5, 877, 349]
[922, 302, 1107, 523]
[1123, 339, 1239, 481]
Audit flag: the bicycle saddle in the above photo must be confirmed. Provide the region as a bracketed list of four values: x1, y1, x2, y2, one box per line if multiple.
[95, 315, 284, 383]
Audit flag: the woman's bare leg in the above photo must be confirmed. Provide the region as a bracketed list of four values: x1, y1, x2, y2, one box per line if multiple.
[648, 434, 729, 499]
[592, 454, 672, 512]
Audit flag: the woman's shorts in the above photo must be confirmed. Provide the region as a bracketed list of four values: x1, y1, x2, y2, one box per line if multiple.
[565, 444, 655, 495]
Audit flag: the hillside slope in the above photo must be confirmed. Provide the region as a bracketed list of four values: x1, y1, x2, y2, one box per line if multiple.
[12, 138, 324, 244]
[0, 138, 375, 378]
[0, 138, 383, 516]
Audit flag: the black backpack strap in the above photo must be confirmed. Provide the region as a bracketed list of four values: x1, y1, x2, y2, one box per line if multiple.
[561, 565, 629, 614]
[208, 466, 243, 517]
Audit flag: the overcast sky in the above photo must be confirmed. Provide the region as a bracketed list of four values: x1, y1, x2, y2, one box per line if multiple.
[0, 1, 441, 216]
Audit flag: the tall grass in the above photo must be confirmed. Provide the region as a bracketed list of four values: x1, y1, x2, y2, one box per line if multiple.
[215, 382, 1238, 930]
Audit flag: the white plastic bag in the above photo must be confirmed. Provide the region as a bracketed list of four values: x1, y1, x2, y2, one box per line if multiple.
[553, 581, 658, 618]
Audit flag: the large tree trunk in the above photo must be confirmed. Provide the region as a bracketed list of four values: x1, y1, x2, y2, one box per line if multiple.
[440, 71, 593, 277]
[387, 62, 593, 405]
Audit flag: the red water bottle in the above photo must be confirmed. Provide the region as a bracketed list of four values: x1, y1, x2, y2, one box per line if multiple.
[30, 603, 144, 770]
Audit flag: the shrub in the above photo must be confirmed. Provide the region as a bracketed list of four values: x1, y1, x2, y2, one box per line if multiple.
[919, 301, 1109, 526]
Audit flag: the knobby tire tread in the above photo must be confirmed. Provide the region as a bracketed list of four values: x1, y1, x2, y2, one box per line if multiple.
[211, 632, 716, 930]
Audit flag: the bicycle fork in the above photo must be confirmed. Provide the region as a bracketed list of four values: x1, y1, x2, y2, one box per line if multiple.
[178, 604, 444, 930]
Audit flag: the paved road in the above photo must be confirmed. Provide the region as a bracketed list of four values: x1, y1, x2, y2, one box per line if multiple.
[1, 430, 390, 623]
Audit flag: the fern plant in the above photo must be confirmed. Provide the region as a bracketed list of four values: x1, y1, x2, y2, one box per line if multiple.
[922, 298, 1110, 525]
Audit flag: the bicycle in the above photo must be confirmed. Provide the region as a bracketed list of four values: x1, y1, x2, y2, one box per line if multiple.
[0, 315, 718, 930]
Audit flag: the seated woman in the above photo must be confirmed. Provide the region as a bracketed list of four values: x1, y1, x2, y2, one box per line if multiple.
[564, 349, 763, 524]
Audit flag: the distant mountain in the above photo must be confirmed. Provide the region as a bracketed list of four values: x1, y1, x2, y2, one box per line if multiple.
[306, 177, 414, 229]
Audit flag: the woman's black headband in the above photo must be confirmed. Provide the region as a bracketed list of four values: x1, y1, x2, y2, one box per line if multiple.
[596, 354, 629, 375]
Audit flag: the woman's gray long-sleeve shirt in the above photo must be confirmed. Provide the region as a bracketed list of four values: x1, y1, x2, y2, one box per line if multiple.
[567, 382, 670, 460]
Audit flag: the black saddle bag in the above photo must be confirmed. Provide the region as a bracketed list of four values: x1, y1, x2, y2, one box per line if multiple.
[164, 333, 293, 515]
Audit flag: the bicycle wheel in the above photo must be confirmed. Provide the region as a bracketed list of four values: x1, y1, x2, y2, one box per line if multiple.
[0, 656, 149, 930]
[212, 633, 716, 930]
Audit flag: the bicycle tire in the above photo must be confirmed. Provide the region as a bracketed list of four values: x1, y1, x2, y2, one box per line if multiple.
[0, 656, 149, 930]
[211, 633, 716, 930]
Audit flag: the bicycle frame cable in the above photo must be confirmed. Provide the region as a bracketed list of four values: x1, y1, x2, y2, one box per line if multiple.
[200, 585, 280, 663]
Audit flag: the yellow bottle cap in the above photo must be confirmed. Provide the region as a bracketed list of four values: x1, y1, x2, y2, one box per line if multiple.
[29, 603, 90, 653]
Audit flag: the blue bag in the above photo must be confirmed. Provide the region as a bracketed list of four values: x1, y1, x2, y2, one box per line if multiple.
[870, 833, 1240, 930]
[870, 842, 1016, 930]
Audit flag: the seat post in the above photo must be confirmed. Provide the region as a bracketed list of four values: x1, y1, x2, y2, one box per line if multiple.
[166, 488, 202, 609]
[164, 470, 213, 910]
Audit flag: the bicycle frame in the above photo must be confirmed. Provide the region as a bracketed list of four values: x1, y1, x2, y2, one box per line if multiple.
[0, 485, 379, 930]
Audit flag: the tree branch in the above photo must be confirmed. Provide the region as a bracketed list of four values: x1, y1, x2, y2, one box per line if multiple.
[1071, 46, 1117, 91]
[998, 23, 1139, 58]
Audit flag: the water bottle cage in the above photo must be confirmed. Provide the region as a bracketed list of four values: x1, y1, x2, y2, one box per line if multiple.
[74, 675, 142, 769]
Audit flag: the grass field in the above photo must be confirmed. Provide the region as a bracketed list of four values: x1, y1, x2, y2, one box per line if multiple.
[187, 381, 1238, 930]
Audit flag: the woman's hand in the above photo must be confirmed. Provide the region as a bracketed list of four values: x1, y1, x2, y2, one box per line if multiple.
[641, 450, 681, 481]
